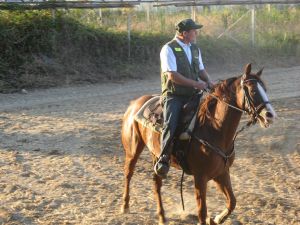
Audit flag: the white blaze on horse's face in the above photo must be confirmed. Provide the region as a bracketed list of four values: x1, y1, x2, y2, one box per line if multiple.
[257, 82, 277, 128]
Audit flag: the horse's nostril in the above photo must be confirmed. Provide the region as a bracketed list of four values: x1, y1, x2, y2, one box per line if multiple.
[265, 111, 273, 118]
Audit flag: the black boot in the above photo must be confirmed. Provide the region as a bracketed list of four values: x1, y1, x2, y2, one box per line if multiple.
[154, 154, 170, 179]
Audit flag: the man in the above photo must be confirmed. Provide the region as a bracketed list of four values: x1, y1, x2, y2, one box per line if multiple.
[154, 18, 214, 178]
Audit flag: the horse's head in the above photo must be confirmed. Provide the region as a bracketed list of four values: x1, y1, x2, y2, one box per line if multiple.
[236, 63, 276, 128]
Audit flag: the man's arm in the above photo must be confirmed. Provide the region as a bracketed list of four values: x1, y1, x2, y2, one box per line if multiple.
[197, 48, 215, 89]
[199, 69, 211, 82]
[166, 71, 208, 90]
[199, 69, 215, 89]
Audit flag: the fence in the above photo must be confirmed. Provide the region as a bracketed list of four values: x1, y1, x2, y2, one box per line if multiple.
[72, 4, 299, 46]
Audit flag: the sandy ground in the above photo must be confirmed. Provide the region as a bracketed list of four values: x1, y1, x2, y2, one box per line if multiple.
[0, 66, 299, 225]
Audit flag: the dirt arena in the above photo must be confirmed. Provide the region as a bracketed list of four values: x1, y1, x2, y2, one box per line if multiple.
[0, 66, 299, 225]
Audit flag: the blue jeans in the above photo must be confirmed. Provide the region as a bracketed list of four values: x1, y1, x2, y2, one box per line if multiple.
[160, 95, 190, 156]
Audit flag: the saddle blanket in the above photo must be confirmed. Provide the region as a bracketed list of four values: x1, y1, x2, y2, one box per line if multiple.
[134, 95, 163, 133]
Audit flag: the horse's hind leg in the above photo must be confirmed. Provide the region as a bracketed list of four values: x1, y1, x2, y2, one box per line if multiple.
[213, 171, 236, 224]
[121, 131, 145, 214]
[152, 155, 166, 224]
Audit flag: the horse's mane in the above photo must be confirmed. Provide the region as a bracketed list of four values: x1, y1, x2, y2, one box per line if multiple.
[198, 74, 267, 126]
[198, 77, 239, 126]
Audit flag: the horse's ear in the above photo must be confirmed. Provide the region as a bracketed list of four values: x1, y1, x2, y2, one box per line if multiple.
[256, 67, 264, 77]
[244, 63, 251, 76]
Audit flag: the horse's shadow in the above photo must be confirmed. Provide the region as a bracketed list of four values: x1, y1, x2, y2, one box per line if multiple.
[167, 213, 243, 225]
[172, 213, 198, 224]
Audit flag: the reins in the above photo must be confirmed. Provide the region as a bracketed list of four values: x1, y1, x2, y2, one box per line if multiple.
[204, 90, 246, 113]
[192, 79, 263, 160]
[204, 86, 258, 143]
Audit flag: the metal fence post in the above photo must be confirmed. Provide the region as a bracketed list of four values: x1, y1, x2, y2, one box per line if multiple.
[98, 9, 102, 26]
[251, 6, 255, 47]
[191, 6, 196, 21]
[146, 3, 150, 23]
[127, 12, 131, 58]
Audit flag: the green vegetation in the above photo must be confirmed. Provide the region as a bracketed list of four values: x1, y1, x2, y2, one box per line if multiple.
[0, 10, 167, 92]
[0, 6, 299, 92]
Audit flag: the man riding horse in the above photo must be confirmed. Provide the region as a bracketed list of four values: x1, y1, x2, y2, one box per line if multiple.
[154, 19, 214, 178]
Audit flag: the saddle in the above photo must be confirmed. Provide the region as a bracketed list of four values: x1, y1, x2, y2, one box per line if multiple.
[135, 93, 203, 174]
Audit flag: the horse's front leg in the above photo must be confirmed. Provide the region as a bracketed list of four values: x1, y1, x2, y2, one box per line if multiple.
[213, 171, 236, 224]
[194, 176, 215, 225]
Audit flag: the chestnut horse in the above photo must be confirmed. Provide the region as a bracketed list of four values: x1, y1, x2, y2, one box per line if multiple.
[120, 64, 276, 225]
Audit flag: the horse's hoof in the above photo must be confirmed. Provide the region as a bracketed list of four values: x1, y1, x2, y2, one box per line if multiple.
[158, 216, 166, 225]
[206, 217, 217, 225]
[120, 206, 130, 214]
[214, 215, 222, 224]
[214, 208, 230, 224]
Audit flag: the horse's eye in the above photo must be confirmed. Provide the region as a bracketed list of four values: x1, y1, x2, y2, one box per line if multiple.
[249, 88, 256, 94]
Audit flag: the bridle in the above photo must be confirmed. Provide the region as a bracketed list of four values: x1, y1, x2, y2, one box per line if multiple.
[240, 78, 270, 123]
[192, 75, 271, 160]
[206, 75, 270, 125]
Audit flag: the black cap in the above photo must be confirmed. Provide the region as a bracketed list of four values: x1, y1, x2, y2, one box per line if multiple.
[175, 19, 203, 33]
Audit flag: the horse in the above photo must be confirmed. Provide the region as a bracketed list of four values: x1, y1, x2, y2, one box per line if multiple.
[120, 63, 276, 225]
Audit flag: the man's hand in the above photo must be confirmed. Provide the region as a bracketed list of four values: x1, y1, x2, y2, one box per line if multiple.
[194, 81, 208, 91]
[207, 80, 217, 89]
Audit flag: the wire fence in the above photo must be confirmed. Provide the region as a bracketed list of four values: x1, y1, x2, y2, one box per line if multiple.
[64, 4, 300, 49]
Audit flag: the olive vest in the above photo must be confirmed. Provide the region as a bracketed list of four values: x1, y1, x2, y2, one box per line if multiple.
[161, 39, 200, 97]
